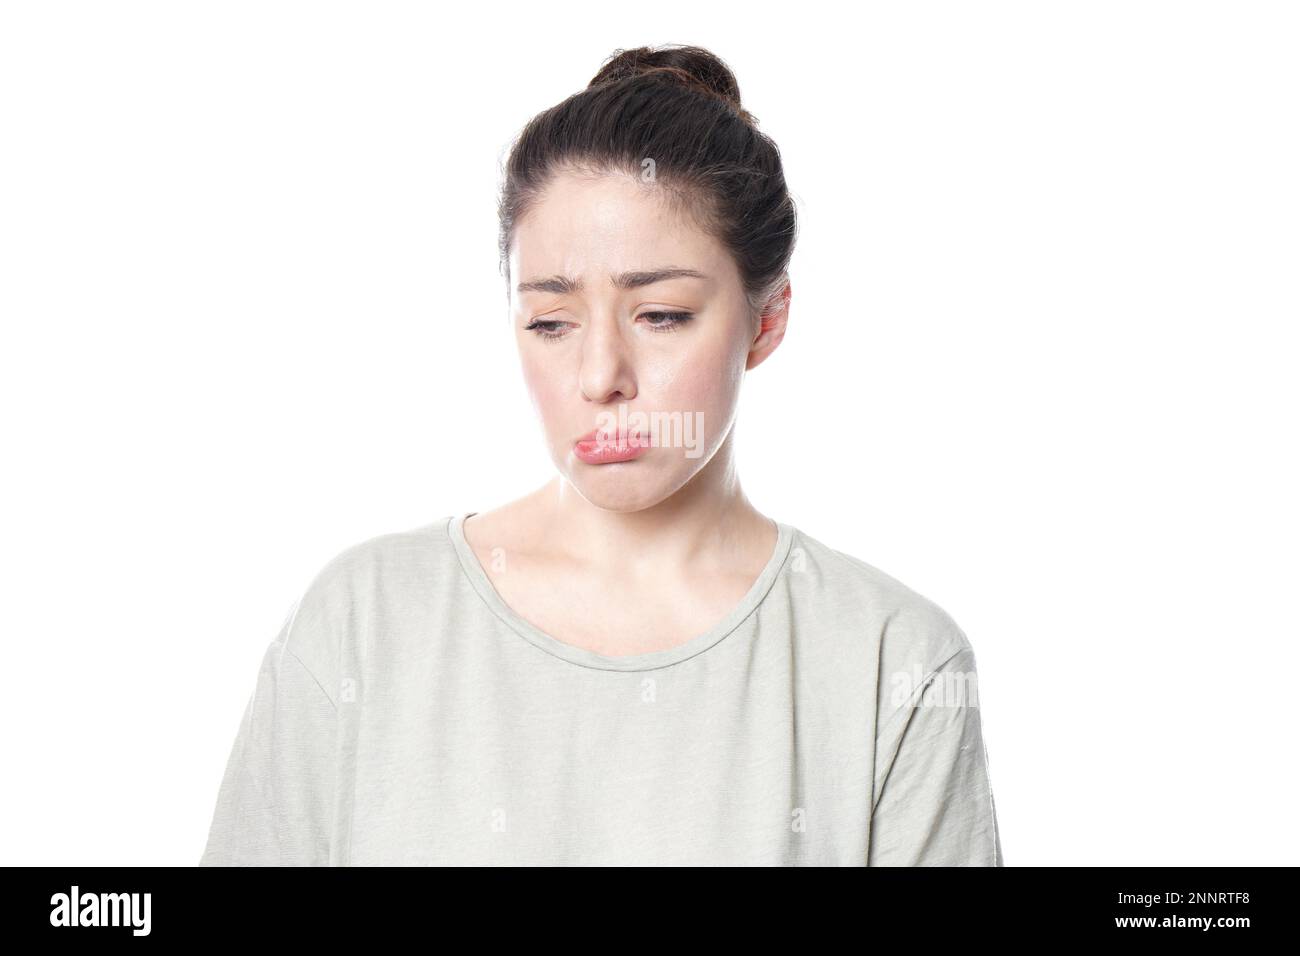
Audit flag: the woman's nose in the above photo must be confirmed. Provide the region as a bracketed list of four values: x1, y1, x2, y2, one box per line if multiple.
[578, 317, 637, 403]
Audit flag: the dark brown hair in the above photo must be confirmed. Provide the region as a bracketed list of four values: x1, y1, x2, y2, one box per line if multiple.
[497, 44, 797, 320]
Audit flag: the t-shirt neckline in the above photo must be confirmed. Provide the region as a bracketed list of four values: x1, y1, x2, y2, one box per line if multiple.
[446, 511, 794, 672]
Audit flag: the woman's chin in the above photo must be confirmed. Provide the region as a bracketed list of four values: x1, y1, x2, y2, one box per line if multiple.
[561, 464, 693, 514]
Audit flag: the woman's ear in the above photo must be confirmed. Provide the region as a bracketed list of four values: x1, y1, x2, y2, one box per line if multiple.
[747, 279, 791, 370]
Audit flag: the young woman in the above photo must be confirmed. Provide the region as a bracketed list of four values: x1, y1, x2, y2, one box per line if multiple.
[200, 44, 1003, 866]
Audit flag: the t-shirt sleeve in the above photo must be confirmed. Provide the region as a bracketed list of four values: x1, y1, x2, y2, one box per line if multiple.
[199, 600, 339, 866]
[868, 640, 1004, 866]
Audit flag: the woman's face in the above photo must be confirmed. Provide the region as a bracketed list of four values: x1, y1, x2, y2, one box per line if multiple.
[507, 168, 764, 513]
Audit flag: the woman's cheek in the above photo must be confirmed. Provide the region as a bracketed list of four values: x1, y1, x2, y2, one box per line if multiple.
[520, 359, 568, 432]
[674, 348, 732, 407]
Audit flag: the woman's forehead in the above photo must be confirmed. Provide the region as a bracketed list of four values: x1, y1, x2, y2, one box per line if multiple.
[514, 178, 722, 271]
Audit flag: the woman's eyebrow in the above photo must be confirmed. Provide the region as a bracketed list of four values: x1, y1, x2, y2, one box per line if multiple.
[516, 267, 708, 296]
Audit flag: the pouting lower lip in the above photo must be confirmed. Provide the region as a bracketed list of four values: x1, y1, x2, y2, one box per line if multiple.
[574, 431, 649, 447]
[572, 432, 651, 462]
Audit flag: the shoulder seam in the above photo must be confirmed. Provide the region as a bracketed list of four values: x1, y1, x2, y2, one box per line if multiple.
[875, 637, 969, 740]
[286, 646, 339, 714]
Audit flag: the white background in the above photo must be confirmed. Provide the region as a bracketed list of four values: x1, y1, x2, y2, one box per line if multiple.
[2, 1, 1296, 866]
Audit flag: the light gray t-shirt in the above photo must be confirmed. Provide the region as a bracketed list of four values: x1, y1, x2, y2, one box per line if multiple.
[199, 513, 1003, 866]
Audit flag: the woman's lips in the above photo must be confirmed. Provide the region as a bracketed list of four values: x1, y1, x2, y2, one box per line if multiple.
[573, 428, 650, 465]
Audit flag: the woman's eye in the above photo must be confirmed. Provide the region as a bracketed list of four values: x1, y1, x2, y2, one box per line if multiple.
[638, 311, 695, 332]
[523, 319, 570, 340]
[525, 312, 695, 340]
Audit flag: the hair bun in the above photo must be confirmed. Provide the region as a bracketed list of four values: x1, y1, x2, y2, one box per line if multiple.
[589, 44, 757, 125]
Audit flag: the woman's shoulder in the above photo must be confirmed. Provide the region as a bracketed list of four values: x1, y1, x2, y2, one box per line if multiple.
[303, 517, 454, 589]
[784, 522, 974, 672]
[275, 516, 458, 675]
